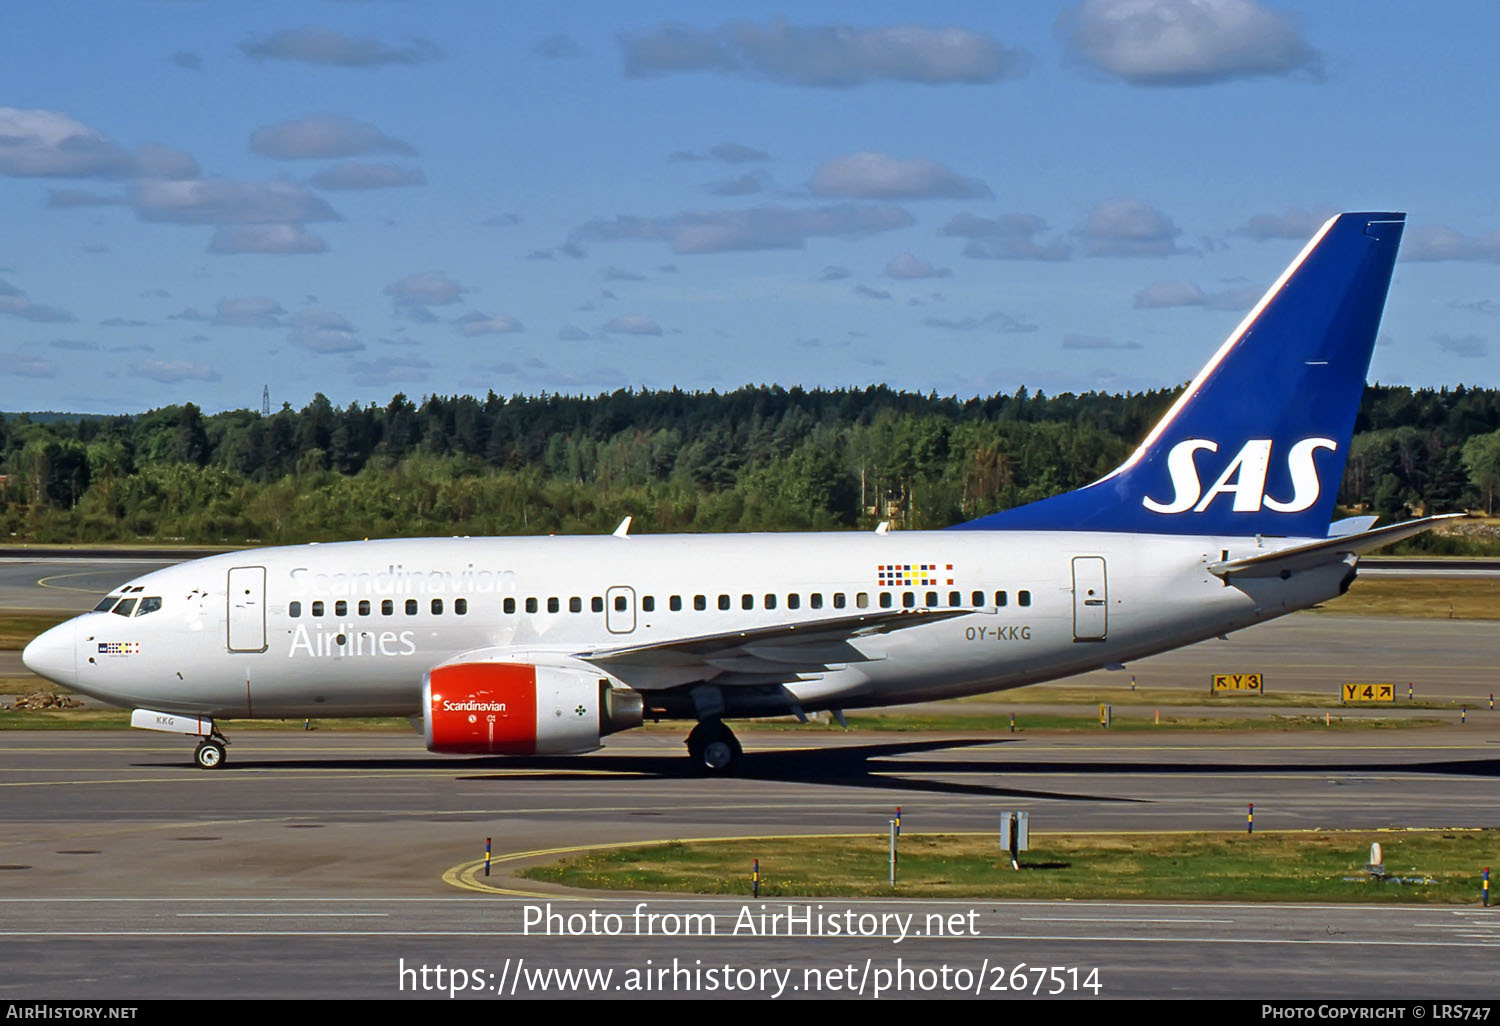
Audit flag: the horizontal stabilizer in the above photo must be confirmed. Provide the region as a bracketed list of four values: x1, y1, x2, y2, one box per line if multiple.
[1207, 514, 1464, 579]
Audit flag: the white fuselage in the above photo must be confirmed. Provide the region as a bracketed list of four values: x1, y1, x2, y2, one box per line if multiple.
[34, 529, 1349, 720]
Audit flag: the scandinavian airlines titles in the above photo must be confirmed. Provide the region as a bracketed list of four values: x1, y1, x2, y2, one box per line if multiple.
[1142, 437, 1336, 515]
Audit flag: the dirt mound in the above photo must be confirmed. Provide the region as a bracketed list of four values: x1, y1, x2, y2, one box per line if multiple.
[11, 691, 84, 710]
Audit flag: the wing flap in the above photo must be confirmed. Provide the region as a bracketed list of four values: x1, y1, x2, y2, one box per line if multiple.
[576, 607, 967, 683]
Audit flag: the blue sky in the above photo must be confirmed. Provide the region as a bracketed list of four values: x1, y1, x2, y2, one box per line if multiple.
[1, 0, 1497, 414]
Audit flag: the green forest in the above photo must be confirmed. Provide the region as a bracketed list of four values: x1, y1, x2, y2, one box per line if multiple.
[3, 383, 1500, 550]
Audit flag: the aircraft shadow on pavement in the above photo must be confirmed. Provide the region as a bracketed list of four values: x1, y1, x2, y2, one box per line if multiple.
[139, 737, 1141, 801]
[135, 737, 1500, 801]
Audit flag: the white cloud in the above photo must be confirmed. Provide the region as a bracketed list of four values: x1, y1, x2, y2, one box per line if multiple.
[1232, 207, 1334, 240]
[128, 359, 221, 383]
[9, 357, 57, 378]
[574, 204, 913, 254]
[1134, 279, 1261, 310]
[709, 142, 770, 163]
[1079, 199, 1184, 257]
[0, 108, 198, 180]
[811, 152, 991, 200]
[348, 356, 434, 387]
[621, 21, 1030, 86]
[925, 312, 1037, 333]
[387, 271, 468, 307]
[1057, 0, 1322, 86]
[290, 310, 363, 353]
[209, 224, 329, 254]
[1401, 225, 1500, 263]
[1436, 334, 1488, 359]
[310, 163, 426, 190]
[239, 26, 442, 67]
[212, 296, 286, 327]
[0, 279, 73, 322]
[885, 253, 951, 279]
[940, 212, 1071, 260]
[454, 311, 524, 336]
[705, 172, 768, 196]
[1062, 333, 1142, 349]
[601, 314, 663, 336]
[134, 179, 339, 225]
[251, 115, 416, 160]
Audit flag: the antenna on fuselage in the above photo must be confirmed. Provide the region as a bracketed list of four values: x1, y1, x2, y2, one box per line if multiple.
[612, 516, 632, 538]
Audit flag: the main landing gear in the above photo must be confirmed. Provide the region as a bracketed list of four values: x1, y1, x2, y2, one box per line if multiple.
[685, 718, 743, 774]
[194, 730, 230, 769]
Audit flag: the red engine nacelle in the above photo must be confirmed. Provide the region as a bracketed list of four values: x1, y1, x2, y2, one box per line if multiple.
[422, 660, 643, 755]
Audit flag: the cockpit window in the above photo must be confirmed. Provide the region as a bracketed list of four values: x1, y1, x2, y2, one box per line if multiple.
[136, 597, 162, 616]
[94, 596, 120, 612]
[112, 598, 138, 617]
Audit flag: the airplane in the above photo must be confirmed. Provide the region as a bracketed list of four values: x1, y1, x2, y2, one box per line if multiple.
[22, 210, 1456, 773]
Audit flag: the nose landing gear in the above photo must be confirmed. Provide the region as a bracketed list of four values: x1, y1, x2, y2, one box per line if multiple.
[128, 709, 231, 769]
[193, 734, 228, 769]
[685, 718, 742, 774]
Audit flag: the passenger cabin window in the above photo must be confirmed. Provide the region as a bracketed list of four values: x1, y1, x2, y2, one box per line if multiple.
[382, 599, 394, 615]
[570, 597, 582, 613]
[694, 595, 706, 611]
[547, 597, 560, 613]
[763, 594, 776, 610]
[856, 592, 869, 609]
[312, 601, 325, 617]
[1019, 590, 1031, 607]
[137, 596, 162, 616]
[788, 594, 800, 610]
[358, 600, 370, 616]
[455, 599, 467, 615]
[614, 595, 627, 612]
[289, 601, 302, 617]
[810, 593, 822, 610]
[592, 596, 604, 613]
[405, 599, 418, 615]
[972, 590, 985, 607]
[879, 593, 892, 609]
[902, 592, 916, 608]
[335, 600, 348, 617]
[642, 596, 655, 612]
[526, 598, 538, 614]
[432, 599, 444, 615]
[718, 594, 730, 611]
[742, 594, 754, 610]
[833, 593, 846, 609]
[503, 598, 515, 614]
[925, 591, 938, 607]
[670, 595, 682, 611]
[995, 591, 1008, 607]
[949, 591, 961, 607]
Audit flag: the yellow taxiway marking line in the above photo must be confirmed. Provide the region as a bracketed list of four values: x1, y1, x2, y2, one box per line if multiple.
[35, 571, 115, 594]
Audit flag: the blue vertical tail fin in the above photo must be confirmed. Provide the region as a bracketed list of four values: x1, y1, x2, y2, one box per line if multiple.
[954, 211, 1405, 537]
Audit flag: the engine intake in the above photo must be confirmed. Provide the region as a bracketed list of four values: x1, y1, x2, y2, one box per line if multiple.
[423, 661, 642, 755]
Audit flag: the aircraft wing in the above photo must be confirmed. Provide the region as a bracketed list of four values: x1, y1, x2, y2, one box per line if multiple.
[573, 607, 971, 687]
[1207, 514, 1464, 580]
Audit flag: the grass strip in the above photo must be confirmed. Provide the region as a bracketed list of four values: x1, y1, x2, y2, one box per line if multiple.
[520, 829, 1500, 903]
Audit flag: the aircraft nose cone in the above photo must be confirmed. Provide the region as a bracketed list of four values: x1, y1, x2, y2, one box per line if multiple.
[22, 620, 76, 686]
